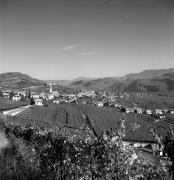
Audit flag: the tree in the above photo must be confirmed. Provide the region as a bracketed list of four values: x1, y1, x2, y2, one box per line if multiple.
[9, 91, 15, 100]
[30, 97, 35, 105]
[28, 90, 31, 99]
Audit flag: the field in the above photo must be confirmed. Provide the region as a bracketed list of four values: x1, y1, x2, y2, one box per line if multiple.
[0, 97, 29, 111]
[5, 103, 173, 143]
[9, 104, 121, 134]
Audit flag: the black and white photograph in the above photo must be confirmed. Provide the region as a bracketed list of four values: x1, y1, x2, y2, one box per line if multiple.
[0, 0, 174, 179]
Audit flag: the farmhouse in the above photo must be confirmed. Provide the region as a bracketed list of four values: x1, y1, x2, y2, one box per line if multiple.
[34, 99, 43, 106]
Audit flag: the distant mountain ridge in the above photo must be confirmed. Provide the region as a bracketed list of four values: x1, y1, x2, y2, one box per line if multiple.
[0, 72, 44, 89]
[125, 68, 174, 79]
[66, 68, 174, 92]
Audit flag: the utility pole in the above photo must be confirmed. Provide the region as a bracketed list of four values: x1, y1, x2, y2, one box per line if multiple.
[172, 140, 174, 180]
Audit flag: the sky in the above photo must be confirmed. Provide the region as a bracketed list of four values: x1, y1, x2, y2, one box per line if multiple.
[0, 0, 174, 80]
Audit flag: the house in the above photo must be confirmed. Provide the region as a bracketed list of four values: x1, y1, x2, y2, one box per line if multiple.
[52, 91, 60, 97]
[122, 139, 157, 149]
[159, 115, 165, 119]
[40, 92, 47, 100]
[115, 103, 120, 108]
[154, 109, 163, 115]
[125, 107, 134, 113]
[17, 91, 27, 97]
[53, 99, 60, 104]
[3, 92, 10, 99]
[12, 95, 21, 101]
[162, 109, 169, 113]
[32, 94, 40, 99]
[145, 109, 152, 115]
[103, 101, 109, 107]
[135, 107, 143, 114]
[170, 110, 174, 114]
[46, 93, 54, 100]
[97, 101, 104, 107]
[34, 99, 43, 106]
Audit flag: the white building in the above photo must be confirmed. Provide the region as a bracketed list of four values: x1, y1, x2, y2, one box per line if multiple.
[32, 94, 40, 99]
[136, 108, 143, 114]
[34, 99, 43, 106]
[97, 101, 104, 107]
[155, 109, 163, 115]
[146, 109, 152, 115]
[170, 110, 174, 114]
[125, 107, 134, 113]
[53, 99, 60, 104]
[52, 91, 60, 97]
[47, 94, 54, 100]
[3, 92, 10, 99]
[12, 95, 21, 101]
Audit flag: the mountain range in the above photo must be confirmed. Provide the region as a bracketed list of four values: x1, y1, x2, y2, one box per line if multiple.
[66, 68, 174, 92]
[0, 68, 174, 92]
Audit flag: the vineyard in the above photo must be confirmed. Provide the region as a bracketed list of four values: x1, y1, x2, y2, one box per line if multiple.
[4, 103, 173, 143]
[0, 97, 29, 110]
[8, 104, 122, 136]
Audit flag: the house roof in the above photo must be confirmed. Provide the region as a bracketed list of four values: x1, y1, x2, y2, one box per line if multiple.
[34, 99, 43, 102]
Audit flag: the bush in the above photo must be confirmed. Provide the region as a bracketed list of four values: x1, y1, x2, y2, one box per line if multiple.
[0, 121, 171, 180]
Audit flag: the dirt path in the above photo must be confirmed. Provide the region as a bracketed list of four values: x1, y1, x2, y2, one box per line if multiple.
[0, 131, 9, 152]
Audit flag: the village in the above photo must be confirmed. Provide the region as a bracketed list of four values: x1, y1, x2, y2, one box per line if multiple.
[0, 83, 174, 119]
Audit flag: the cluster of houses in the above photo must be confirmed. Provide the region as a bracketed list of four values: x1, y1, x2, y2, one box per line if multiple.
[0, 89, 27, 101]
[94, 99, 174, 118]
[77, 90, 96, 98]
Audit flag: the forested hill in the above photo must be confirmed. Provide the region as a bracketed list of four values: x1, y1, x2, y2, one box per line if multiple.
[0, 72, 44, 88]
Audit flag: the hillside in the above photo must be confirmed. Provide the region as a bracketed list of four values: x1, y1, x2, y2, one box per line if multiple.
[67, 68, 174, 92]
[0, 72, 44, 89]
[68, 77, 119, 90]
[109, 72, 174, 92]
[125, 68, 174, 79]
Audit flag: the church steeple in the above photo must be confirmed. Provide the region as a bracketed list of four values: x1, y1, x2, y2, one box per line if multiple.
[50, 83, 53, 94]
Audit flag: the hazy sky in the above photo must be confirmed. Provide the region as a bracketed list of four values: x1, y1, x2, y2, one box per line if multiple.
[0, 0, 174, 80]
